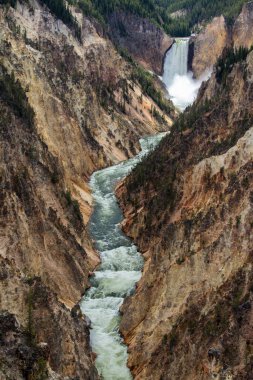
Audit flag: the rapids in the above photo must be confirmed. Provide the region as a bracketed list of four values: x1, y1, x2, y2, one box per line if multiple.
[80, 134, 166, 380]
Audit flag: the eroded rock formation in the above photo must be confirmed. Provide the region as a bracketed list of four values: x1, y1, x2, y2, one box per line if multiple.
[190, 1, 253, 78]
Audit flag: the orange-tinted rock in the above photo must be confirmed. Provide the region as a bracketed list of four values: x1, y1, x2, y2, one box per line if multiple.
[233, 1, 253, 48]
[191, 16, 229, 78]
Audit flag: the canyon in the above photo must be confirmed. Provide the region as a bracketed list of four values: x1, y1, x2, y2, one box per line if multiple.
[1, 0, 253, 379]
[0, 1, 174, 378]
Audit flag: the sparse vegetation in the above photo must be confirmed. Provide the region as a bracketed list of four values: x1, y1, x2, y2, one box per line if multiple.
[176, 256, 185, 265]
[216, 45, 253, 84]
[236, 215, 241, 228]
[0, 0, 17, 7]
[25, 286, 49, 380]
[65, 191, 82, 221]
[131, 66, 173, 115]
[30, 357, 48, 380]
[204, 306, 229, 337]
[0, 64, 34, 128]
[125, 97, 213, 202]
[117, 47, 173, 116]
[41, 0, 81, 40]
[26, 288, 35, 345]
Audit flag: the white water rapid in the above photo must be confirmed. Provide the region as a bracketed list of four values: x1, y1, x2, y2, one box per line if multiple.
[163, 38, 210, 110]
[80, 133, 166, 380]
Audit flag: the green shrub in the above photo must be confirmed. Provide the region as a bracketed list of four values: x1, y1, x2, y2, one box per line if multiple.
[26, 288, 35, 345]
[65, 190, 72, 205]
[65, 191, 82, 220]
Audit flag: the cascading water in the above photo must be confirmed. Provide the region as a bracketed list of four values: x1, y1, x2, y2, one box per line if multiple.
[80, 134, 166, 380]
[163, 38, 210, 111]
[163, 37, 189, 87]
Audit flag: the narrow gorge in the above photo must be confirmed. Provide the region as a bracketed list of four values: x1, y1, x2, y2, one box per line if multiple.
[81, 38, 207, 378]
[1, 0, 253, 379]
[81, 133, 166, 379]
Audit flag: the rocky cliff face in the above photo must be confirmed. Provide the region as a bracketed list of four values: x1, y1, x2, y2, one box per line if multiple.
[0, 257, 98, 379]
[0, 0, 175, 378]
[0, 65, 99, 378]
[233, 1, 253, 48]
[108, 11, 173, 75]
[190, 16, 229, 78]
[117, 48, 253, 379]
[190, 1, 253, 78]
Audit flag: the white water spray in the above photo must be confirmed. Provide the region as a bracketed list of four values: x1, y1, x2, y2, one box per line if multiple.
[163, 38, 211, 110]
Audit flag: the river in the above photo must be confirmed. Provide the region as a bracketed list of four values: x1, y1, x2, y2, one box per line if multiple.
[80, 134, 166, 379]
[80, 38, 206, 379]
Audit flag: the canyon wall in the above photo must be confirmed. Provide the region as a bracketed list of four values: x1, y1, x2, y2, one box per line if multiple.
[233, 1, 253, 48]
[189, 16, 229, 78]
[108, 11, 173, 75]
[191, 1, 253, 78]
[117, 49, 253, 379]
[0, 1, 175, 378]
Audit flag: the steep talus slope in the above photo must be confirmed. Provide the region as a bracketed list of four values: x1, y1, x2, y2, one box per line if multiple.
[117, 49, 253, 379]
[0, 258, 98, 379]
[0, 1, 175, 378]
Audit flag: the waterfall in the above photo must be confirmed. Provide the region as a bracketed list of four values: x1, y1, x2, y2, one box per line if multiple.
[162, 38, 210, 111]
[163, 38, 189, 88]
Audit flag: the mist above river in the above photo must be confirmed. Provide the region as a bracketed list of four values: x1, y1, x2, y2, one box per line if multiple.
[168, 70, 211, 110]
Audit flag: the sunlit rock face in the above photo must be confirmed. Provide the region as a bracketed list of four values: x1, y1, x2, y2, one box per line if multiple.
[233, 1, 253, 48]
[190, 16, 229, 79]
[0, 1, 174, 378]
